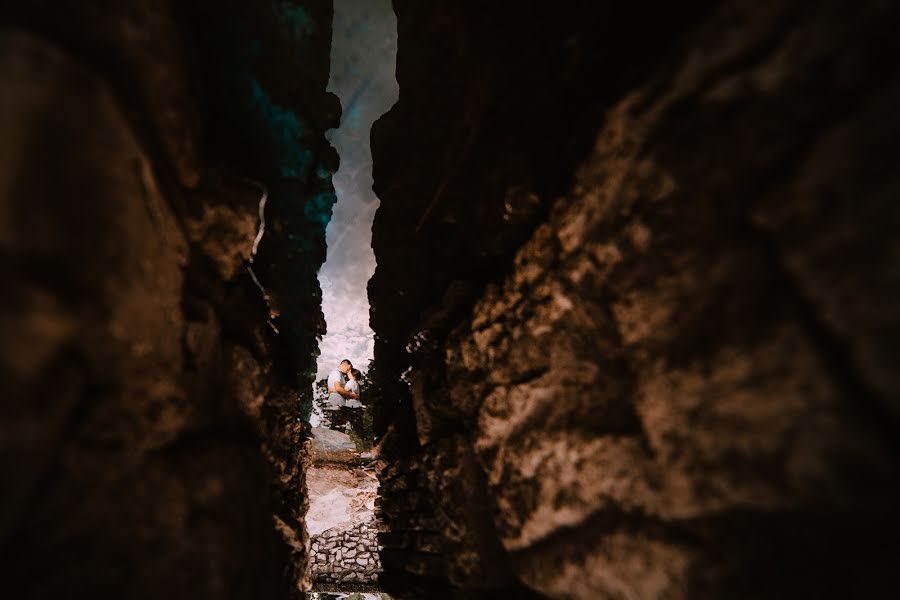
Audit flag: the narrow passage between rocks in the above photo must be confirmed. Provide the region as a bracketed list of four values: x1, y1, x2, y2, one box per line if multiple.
[304, 0, 397, 596]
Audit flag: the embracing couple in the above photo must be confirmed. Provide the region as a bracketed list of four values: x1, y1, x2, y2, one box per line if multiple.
[326, 359, 363, 409]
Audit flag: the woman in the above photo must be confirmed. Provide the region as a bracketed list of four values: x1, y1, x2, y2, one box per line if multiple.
[344, 368, 364, 408]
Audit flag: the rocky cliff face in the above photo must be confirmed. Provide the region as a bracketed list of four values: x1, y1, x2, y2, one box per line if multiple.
[370, 0, 900, 597]
[4, 0, 900, 597]
[0, 1, 335, 597]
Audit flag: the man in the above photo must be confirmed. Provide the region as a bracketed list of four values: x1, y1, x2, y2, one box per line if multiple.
[326, 359, 358, 408]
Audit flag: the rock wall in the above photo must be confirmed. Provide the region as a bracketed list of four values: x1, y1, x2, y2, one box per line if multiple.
[311, 521, 383, 585]
[370, 5, 712, 595]
[1, 1, 335, 597]
[370, 0, 900, 597]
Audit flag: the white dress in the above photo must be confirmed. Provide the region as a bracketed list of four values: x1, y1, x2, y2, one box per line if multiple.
[344, 380, 362, 408]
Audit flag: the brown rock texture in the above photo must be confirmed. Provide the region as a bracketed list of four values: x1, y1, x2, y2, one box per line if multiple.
[0, 1, 335, 597]
[370, 0, 900, 597]
[370, 5, 712, 594]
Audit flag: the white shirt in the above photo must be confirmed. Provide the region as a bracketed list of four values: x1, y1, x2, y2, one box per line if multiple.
[326, 369, 347, 407]
[327, 369, 346, 393]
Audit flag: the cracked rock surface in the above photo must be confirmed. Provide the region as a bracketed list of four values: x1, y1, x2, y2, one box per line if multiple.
[1, 1, 335, 597]
[370, 0, 900, 597]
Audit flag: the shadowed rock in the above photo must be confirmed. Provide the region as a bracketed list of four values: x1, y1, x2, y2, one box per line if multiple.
[369, 0, 900, 597]
[0, 1, 335, 597]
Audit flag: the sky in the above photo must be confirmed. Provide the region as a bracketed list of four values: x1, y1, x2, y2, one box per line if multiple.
[315, 0, 398, 381]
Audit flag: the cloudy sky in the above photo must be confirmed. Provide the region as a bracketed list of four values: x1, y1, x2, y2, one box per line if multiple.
[315, 0, 398, 380]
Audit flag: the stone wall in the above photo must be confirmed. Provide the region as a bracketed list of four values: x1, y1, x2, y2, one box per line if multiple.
[370, 0, 900, 597]
[0, 1, 335, 597]
[370, 5, 712, 595]
[311, 521, 382, 585]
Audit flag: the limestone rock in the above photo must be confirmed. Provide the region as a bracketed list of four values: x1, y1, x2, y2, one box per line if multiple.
[369, 0, 900, 598]
[0, 0, 337, 597]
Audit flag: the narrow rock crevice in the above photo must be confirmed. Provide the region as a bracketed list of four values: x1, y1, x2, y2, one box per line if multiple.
[3, 1, 900, 599]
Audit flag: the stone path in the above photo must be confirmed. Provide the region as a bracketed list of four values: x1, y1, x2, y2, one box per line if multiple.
[306, 427, 382, 585]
